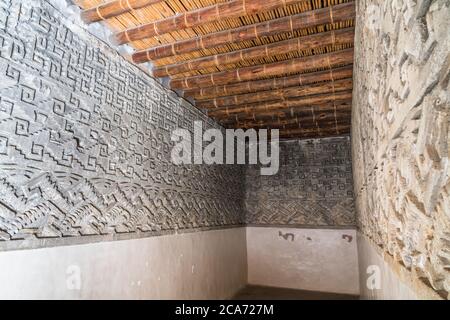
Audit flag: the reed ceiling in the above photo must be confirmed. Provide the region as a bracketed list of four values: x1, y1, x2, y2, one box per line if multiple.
[75, 0, 355, 139]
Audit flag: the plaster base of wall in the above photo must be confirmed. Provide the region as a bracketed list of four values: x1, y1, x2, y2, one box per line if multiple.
[246, 227, 359, 295]
[0, 228, 247, 299]
[357, 232, 443, 300]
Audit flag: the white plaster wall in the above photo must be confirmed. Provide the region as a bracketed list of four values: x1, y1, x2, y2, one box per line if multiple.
[246, 227, 359, 295]
[0, 228, 247, 300]
[357, 232, 442, 300]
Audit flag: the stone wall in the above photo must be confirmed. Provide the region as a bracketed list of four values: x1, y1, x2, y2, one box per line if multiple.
[352, 0, 449, 298]
[245, 136, 355, 226]
[0, 0, 244, 247]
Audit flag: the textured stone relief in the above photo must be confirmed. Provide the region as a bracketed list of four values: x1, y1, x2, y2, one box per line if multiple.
[245, 137, 356, 226]
[352, 0, 449, 298]
[0, 0, 245, 243]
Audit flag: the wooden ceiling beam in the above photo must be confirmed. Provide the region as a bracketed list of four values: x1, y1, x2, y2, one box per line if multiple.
[208, 91, 352, 119]
[184, 65, 353, 100]
[259, 125, 352, 140]
[152, 28, 354, 77]
[222, 110, 352, 127]
[226, 113, 351, 129]
[216, 102, 351, 123]
[81, 0, 165, 24]
[229, 109, 351, 126]
[196, 78, 353, 109]
[112, 0, 309, 45]
[132, 2, 355, 62]
[279, 125, 351, 139]
[233, 118, 351, 131]
[280, 123, 351, 133]
[169, 48, 354, 90]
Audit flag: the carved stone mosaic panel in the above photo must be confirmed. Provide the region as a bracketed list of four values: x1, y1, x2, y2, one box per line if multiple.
[0, 0, 244, 244]
[352, 0, 449, 298]
[245, 136, 356, 226]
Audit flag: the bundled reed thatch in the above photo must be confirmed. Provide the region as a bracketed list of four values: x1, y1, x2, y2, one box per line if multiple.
[76, 0, 355, 138]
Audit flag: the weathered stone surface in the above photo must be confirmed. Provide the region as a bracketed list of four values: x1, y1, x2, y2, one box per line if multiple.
[245, 137, 356, 226]
[352, 0, 450, 298]
[0, 0, 245, 244]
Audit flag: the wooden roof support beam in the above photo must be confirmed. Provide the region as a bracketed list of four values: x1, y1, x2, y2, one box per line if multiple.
[227, 114, 351, 129]
[279, 125, 351, 140]
[112, 0, 309, 45]
[208, 91, 353, 119]
[210, 98, 352, 124]
[169, 48, 354, 90]
[81, 0, 165, 24]
[279, 125, 351, 139]
[217, 102, 351, 123]
[196, 78, 353, 109]
[132, 2, 355, 62]
[184, 65, 353, 100]
[223, 110, 352, 128]
[282, 123, 351, 132]
[280, 132, 351, 139]
[151, 28, 355, 77]
[234, 119, 351, 131]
